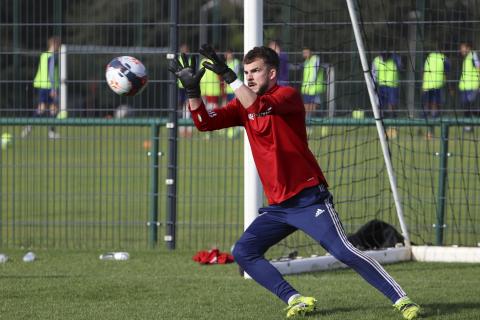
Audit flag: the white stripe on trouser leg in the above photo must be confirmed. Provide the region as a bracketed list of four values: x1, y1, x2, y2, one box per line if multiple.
[324, 199, 406, 297]
[325, 201, 405, 296]
[325, 200, 405, 296]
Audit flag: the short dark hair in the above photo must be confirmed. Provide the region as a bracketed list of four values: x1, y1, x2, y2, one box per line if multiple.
[243, 46, 279, 71]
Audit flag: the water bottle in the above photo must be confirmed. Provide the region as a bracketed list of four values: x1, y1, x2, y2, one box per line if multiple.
[99, 252, 114, 260]
[23, 251, 36, 262]
[0, 254, 9, 263]
[99, 252, 129, 261]
[114, 252, 129, 260]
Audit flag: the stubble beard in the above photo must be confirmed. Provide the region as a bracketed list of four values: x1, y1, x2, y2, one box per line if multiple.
[256, 82, 269, 96]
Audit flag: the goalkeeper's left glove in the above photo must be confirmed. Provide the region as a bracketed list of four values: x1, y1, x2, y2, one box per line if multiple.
[199, 44, 237, 84]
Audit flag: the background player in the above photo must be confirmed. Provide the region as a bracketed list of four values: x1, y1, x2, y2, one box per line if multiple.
[22, 36, 61, 139]
[301, 47, 326, 119]
[422, 50, 450, 139]
[458, 41, 480, 132]
[372, 51, 402, 138]
[268, 40, 289, 86]
[169, 44, 421, 319]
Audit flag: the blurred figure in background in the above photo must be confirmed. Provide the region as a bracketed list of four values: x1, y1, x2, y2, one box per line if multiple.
[224, 48, 242, 102]
[458, 41, 480, 132]
[301, 47, 325, 120]
[22, 36, 61, 139]
[422, 51, 450, 139]
[268, 40, 289, 86]
[372, 52, 402, 138]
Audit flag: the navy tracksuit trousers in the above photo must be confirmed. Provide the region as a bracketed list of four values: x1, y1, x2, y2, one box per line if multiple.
[232, 185, 406, 304]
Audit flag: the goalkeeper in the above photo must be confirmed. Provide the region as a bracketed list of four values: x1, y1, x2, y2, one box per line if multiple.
[169, 44, 421, 319]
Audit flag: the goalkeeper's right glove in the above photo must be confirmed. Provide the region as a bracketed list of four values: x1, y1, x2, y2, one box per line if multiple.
[168, 53, 205, 99]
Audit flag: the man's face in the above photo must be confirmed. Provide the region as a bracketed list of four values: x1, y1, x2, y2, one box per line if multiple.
[302, 49, 311, 60]
[460, 44, 469, 57]
[49, 38, 61, 52]
[244, 58, 277, 95]
[225, 52, 233, 61]
[180, 45, 189, 54]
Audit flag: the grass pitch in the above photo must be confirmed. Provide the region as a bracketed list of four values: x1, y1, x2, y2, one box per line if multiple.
[0, 249, 479, 319]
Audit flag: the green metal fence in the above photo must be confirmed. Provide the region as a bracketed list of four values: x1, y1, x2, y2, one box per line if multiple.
[0, 118, 162, 249]
[1, 117, 478, 250]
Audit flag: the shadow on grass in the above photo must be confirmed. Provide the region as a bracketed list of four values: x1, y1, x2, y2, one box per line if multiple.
[407, 262, 480, 272]
[300, 301, 480, 318]
[421, 302, 480, 317]
[303, 306, 360, 317]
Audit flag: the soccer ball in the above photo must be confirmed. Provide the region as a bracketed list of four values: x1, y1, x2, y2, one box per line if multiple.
[105, 56, 147, 96]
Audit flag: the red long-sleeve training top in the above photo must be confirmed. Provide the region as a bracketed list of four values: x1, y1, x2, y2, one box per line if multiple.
[189, 84, 328, 205]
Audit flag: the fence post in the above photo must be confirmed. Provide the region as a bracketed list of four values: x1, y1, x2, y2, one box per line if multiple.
[148, 123, 160, 247]
[435, 122, 449, 245]
[165, 0, 179, 250]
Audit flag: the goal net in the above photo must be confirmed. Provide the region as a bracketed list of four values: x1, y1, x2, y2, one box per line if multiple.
[263, 0, 480, 273]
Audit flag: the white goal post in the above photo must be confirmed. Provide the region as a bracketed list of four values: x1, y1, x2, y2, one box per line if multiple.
[243, 0, 264, 233]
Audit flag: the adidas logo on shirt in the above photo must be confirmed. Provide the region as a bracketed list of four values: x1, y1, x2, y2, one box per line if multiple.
[315, 208, 324, 217]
